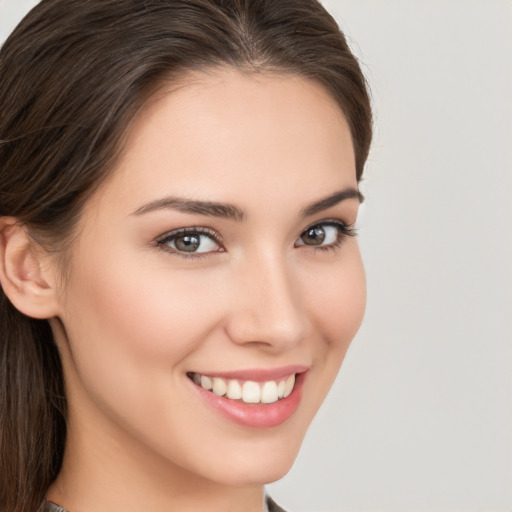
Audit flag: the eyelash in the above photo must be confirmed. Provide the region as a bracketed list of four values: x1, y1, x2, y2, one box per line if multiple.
[155, 220, 357, 259]
[304, 220, 357, 253]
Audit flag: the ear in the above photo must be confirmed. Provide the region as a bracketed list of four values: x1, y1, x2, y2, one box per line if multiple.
[0, 217, 61, 319]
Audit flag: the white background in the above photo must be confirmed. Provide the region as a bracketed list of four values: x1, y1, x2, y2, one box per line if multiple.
[1, 1, 511, 511]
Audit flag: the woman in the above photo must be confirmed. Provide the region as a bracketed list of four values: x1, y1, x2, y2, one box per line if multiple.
[0, 1, 372, 511]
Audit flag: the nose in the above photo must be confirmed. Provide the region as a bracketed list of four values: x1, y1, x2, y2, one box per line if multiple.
[224, 251, 309, 351]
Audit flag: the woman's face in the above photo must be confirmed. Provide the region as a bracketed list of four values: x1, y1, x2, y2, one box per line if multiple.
[52, 68, 366, 488]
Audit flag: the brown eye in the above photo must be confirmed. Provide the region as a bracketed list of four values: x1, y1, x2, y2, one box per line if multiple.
[300, 226, 326, 246]
[175, 234, 201, 252]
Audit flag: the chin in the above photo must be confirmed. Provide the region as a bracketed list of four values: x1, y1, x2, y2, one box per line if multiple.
[209, 459, 296, 488]
[201, 429, 306, 487]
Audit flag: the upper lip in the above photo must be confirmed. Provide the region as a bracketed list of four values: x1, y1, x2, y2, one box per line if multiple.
[189, 364, 310, 382]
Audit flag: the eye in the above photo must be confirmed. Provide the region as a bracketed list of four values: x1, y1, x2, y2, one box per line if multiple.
[295, 221, 355, 249]
[156, 227, 222, 256]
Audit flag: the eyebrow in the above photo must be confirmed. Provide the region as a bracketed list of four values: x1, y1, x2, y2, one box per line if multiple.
[300, 188, 363, 217]
[132, 196, 245, 221]
[131, 187, 363, 220]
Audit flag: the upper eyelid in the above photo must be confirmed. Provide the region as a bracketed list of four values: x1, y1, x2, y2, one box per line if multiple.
[302, 218, 353, 231]
[156, 226, 222, 242]
[306, 218, 346, 226]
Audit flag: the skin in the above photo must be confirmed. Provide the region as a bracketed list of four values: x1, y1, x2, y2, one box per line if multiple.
[42, 68, 366, 512]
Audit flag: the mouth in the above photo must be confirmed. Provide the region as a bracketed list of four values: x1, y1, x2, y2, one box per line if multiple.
[186, 366, 308, 428]
[187, 372, 296, 404]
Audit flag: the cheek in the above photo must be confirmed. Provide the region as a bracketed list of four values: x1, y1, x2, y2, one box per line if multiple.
[301, 245, 366, 399]
[59, 252, 228, 438]
[64, 255, 221, 363]
[308, 248, 366, 349]
[58, 247, 233, 426]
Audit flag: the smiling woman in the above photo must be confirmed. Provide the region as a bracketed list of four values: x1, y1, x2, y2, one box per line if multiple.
[0, 1, 372, 512]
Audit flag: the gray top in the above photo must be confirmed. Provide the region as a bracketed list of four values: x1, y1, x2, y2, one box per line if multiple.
[43, 495, 287, 512]
[43, 503, 68, 512]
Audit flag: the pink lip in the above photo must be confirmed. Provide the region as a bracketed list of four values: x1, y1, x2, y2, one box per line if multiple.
[191, 364, 309, 382]
[188, 369, 308, 428]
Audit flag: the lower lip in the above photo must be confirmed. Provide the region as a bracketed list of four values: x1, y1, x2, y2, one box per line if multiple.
[189, 372, 307, 428]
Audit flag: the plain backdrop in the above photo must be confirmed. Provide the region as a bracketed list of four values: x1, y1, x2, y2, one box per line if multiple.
[1, 1, 511, 511]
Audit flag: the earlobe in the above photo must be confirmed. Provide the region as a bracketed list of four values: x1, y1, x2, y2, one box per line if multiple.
[0, 217, 61, 319]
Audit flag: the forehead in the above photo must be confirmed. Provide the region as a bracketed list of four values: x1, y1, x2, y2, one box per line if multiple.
[90, 68, 356, 216]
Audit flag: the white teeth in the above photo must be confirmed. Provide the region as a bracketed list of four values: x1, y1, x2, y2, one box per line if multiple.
[192, 372, 296, 403]
[277, 380, 285, 399]
[242, 381, 261, 403]
[200, 375, 213, 391]
[283, 374, 295, 398]
[261, 381, 279, 404]
[212, 377, 227, 396]
[227, 379, 242, 399]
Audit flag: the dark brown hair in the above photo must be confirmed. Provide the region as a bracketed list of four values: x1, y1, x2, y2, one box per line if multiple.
[0, 1, 372, 510]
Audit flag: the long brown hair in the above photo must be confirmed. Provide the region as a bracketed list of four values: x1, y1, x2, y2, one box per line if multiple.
[0, 1, 372, 510]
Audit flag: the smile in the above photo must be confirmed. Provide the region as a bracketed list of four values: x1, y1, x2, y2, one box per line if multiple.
[189, 372, 296, 404]
[187, 366, 309, 428]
